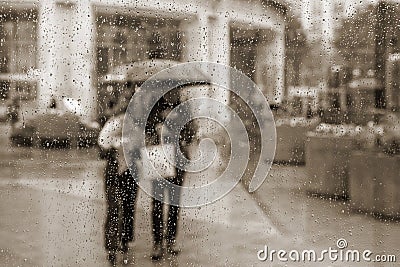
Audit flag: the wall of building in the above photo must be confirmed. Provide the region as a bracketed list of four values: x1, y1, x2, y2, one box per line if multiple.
[289, 0, 377, 88]
[0, 0, 286, 122]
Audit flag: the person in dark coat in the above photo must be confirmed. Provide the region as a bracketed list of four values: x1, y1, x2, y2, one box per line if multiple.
[145, 88, 197, 261]
[98, 88, 139, 266]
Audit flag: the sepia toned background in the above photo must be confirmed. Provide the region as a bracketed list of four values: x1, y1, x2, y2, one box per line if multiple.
[0, 0, 399, 266]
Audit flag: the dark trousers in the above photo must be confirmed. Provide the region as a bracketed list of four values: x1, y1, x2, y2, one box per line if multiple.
[151, 168, 184, 246]
[104, 157, 138, 253]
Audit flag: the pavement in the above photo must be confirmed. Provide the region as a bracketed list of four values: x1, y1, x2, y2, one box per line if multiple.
[253, 164, 400, 266]
[0, 124, 281, 267]
[0, 123, 399, 266]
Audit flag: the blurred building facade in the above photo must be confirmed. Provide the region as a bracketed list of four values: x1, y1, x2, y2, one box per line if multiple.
[287, 0, 377, 87]
[0, 0, 287, 121]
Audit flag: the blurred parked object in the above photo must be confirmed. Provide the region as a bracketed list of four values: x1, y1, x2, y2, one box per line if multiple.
[305, 133, 360, 199]
[10, 97, 99, 148]
[307, 109, 400, 202]
[349, 151, 400, 219]
[273, 87, 320, 164]
[274, 117, 319, 164]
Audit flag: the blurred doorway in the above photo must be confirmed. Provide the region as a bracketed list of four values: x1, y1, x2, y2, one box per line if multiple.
[230, 27, 259, 81]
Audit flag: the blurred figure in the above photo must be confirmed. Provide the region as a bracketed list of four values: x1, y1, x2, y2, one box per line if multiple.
[98, 88, 138, 266]
[145, 91, 196, 261]
[7, 97, 19, 127]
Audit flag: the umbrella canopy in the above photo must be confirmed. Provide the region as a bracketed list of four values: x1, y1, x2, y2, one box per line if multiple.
[102, 59, 210, 84]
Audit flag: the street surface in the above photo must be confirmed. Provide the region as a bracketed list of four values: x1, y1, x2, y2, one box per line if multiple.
[254, 164, 400, 266]
[0, 124, 399, 266]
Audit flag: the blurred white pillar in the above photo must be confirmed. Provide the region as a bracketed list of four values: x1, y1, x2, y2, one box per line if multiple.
[182, 13, 231, 132]
[208, 16, 231, 123]
[70, 0, 96, 121]
[321, 1, 335, 75]
[182, 14, 208, 62]
[38, 1, 59, 111]
[38, 0, 95, 120]
[273, 30, 285, 104]
[208, 16, 230, 66]
[253, 29, 285, 106]
[181, 14, 211, 137]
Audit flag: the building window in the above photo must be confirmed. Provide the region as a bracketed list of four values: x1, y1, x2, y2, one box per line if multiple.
[0, 12, 37, 74]
[15, 81, 37, 101]
[96, 14, 182, 76]
[0, 9, 37, 101]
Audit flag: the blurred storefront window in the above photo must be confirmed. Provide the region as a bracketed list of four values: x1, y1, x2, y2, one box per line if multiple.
[0, 8, 37, 104]
[96, 15, 181, 76]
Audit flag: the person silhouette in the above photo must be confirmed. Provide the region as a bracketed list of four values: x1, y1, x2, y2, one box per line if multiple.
[145, 90, 197, 261]
[98, 88, 139, 266]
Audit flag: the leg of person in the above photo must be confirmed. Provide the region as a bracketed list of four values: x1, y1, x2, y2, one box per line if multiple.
[120, 167, 139, 252]
[151, 178, 165, 261]
[104, 157, 119, 266]
[166, 168, 184, 255]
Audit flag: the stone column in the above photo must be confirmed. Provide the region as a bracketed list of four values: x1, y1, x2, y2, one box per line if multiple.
[70, 0, 96, 121]
[256, 29, 285, 105]
[182, 14, 208, 62]
[181, 14, 213, 137]
[273, 30, 285, 104]
[37, 0, 58, 111]
[208, 16, 231, 122]
[38, 0, 96, 120]
[321, 0, 335, 80]
[208, 16, 230, 66]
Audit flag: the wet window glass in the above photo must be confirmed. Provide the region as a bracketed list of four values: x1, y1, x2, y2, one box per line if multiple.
[0, 1, 399, 266]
